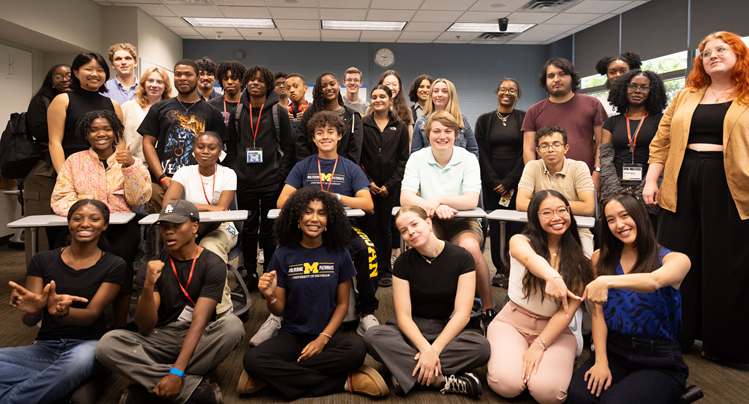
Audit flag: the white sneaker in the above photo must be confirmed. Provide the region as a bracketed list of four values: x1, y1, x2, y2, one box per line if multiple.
[257, 249, 264, 264]
[569, 308, 584, 357]
[249, 314, 281, 346]
[356, 315, 380, 337]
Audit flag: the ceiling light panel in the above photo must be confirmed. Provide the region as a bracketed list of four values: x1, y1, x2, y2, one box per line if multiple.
[322, 20, 407, 31]
[447, 22, 535, 32]
[183, 17, 276, 28]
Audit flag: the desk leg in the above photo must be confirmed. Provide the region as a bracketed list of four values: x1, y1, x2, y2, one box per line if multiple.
[499, 221, 507, 268]
[31, 228, 38, 256]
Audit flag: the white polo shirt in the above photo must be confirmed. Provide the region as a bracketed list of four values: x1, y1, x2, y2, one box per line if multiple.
[401, 147, 481, 199]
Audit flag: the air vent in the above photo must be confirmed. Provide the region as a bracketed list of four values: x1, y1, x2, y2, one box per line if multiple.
[476, 32, 518, 40]
[521, 0, 580, 12]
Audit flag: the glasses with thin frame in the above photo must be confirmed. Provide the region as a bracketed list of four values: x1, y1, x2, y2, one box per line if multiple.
[498, 88, 518, 95]
[700, 46, 730, 60]
[53, 73, 72, 81]
[538, 206, 570, 220]
[627, 84, 651, 92]
[275, 81, 286, 88]
[537, 141, 565, 152]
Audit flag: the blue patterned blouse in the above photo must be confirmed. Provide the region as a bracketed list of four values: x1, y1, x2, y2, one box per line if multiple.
[603, 248, 682, 341]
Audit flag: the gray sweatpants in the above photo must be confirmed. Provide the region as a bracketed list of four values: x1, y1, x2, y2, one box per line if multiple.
[364, 316, 490, 394]
[96, 316, 245, 403]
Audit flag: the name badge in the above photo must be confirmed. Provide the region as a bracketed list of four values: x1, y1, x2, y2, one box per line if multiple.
[622, 163, 643, 181]
[247, 147, 263, 163]
[178, 305, 193, 322]
[499, 189, 514, 208]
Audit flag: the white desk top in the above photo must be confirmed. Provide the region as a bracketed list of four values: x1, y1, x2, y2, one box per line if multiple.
[138, 210, 248, 226]
[8, 212, 136, 228]
[267, 208, 365, 219]
[487, 209, 595, 228]
[391, 207, 487, 218]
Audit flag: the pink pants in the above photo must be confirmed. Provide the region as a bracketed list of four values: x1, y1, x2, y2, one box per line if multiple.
[486, 300, 577, 404]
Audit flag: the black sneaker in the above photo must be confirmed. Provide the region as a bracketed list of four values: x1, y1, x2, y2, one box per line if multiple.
[491, 273, 507, 288]
[480, 309, 497, 337]
[185, 382, 223, 404]
[440, 372, 482, 398]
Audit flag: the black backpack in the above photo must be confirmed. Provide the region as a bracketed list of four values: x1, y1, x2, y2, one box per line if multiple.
[0, 112, 41, 179]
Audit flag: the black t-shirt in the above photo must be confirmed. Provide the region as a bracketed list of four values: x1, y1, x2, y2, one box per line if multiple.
[136, 247, 226, 327]
[393, 242, 475, 319]
[137, 97, 227, 177]
[63, 89, 116, 158]
[28, 248, 125, 341]
[489, 113, 522, 159]
[603, 113, 662, 177]
[207, 96, 238, 127]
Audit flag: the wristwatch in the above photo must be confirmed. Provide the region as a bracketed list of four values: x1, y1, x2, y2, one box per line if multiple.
[594, 166, 601, 173]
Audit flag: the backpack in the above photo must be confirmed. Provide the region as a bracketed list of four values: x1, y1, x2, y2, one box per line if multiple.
[234, 103, 284, 168]
[0, 112, 41, 179]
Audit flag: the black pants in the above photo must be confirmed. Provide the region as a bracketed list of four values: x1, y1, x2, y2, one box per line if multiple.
[243, 332, 366, 400]
[362, 187, 398, 279]
[569, 332, 688, 404]
[484, 157, 524, 274]
[349, 225, 379, 314]
[657, 150, 749, 362]
[236, 183, 280, 276]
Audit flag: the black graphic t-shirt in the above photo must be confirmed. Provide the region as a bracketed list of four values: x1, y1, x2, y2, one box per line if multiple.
[138, 98, 227, 177]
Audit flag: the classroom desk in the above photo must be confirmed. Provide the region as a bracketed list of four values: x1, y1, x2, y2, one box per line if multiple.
[486, 209, 595, 267]
[8, 213, 136, 255]
[391, 207, 487, 251]
[267, 207, 365, 220]
[139, 210, 249, 253]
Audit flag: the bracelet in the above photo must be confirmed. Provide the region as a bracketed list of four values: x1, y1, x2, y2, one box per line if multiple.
[336, 193, 341, 201]
[320, 332, 332, 339]
[538, 336, 547, 347]
[533, 338, 547, 351]
[266, 295, 277, 305]
[157, 173, 166, 182]
[159, 176, 168, 185]
[169, 368, 184, 377]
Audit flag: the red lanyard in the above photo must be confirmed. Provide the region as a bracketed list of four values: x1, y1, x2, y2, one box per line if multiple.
[169, 246, 201, 305]
[222, 97, 229, 126]
[249, 103, 265, 145]
[625, 112, 648, 161]
[317, 155, 339, 193]
[200, 165, 216, 205]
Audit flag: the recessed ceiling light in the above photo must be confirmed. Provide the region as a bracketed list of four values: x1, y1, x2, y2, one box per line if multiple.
[183, 17, 276, 29]
[322, 20, 407, 31]
[447, 22, 534, 33]
[491, 3, 507, 7]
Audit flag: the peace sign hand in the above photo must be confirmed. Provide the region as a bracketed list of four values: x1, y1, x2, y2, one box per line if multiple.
[46, 281, 88, 317]
[9, 281, 49, 314]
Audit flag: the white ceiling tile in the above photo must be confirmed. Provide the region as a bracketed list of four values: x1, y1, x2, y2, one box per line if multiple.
[436, 32, 479, 42]
[456, 11, 511, 23]
[168, 26, 201, 36]
[585, 13, 617, 25]
[153, 16, 189, 27]
[544, 12, 601, 25]
[321, 30, 361, 41]
[132, 4, 174, 16]
[404, 22, 452, 32]
[565, 24, 592, 34]
[505, 12, 557, 23]
[319, 8, 368, 20]
[280, 29, 322, 37]
[264, 0, 319, 6]
[236, 28, 282, 38]
[219, 6, 272, 18]
[274, 19, 321, 29]
[412, 10, 464, 22]
[513, 31, 559, 42]
[527, 24, 577, 34]
[612, 1, 647, 14]
[320, 0, 371, 8]
[397, 38, 434, 43]
[193, 27, 242, 38]
[269, 7, 319, 19]
[565, 1, 632, 14]
[285, 37, 323, 42]
[398, 31, 442, 40]
[544, 33, 572, 44]
[366, 9, 415, 21]
[213, 0, 266, 5]
[370, 0, 425, 10]
[468, 0, 531, 12]
[107, 0, 156, 3]
[182, 35, 206, 39]
[420, 0, 479, 11]
[507, 40, 539, 44]
[359, 31, 402, 41]
[166, 5, 224, 18]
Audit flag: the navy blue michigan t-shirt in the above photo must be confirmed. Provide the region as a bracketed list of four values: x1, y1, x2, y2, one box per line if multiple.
[285, 154, 369, 197]
[271, 243, 357, 336]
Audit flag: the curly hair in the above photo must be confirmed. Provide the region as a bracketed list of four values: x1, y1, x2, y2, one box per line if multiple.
[75, 110, 125, 151]
[607, 70, 667, 115]
[595, 51, 642, 89]
[243, 65, 275, 97]
[538, 58, 580, 93]
[274, 187, 350, 250]
[196, 57, 217, 75]
[521, 190, 591, 301]
[307, 110, 345, 138]
[36, 64, 70, 100]
[376, 70, 412, 124]
[309, 72, 344, 115]
[108, 43, 137, 64]
[408, 74, 433, 103]
[274, 71, 288, 81]
[134, 66, 172, 107]
[67, 199, 110, 251]
[71, 52, 110, 92]
[687, 31, 749, 105]
[215, 61, 247, 92]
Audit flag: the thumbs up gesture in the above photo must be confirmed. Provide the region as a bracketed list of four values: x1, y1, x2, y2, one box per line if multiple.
[258, 270, 277, 298]
[116, 143, 135, 167]
[9, 281, 50, 314]
[46, 280, 89, 317]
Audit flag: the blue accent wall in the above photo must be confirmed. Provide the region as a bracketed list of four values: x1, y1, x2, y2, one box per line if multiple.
[184, 40, 569, 125]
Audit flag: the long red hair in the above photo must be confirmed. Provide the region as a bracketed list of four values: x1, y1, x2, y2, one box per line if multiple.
[686, 31, 749, 105]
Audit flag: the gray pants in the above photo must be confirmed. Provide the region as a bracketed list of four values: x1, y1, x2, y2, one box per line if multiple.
[364, 316, 490, 394]
[96, 316, 245, 404]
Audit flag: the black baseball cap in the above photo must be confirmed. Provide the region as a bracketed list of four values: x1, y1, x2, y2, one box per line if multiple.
[155, 200, 200, 224]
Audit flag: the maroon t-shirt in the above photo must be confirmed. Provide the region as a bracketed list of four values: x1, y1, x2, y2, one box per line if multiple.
[521, 93, 608, 171]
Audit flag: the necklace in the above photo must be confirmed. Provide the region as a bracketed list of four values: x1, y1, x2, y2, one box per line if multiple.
[177, 98, 197, 114]
[420, 241, 445, 264]
[496, 110, 510, 126]
[710, 86, 735, 103]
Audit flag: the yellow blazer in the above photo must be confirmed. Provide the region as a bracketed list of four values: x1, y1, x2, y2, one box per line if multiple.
[649, 86, 749, 220]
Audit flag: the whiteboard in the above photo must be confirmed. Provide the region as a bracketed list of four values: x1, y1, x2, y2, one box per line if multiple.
[0, 43, 32, 122]
[139, 58, 178, 97]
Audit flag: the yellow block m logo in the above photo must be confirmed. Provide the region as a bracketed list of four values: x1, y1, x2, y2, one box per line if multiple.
[304, 262, 319, 274]
[320, 173, 332, 183]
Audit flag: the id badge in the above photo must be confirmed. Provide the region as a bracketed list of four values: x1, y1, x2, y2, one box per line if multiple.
[178, 305, 193, 322]
[622, 163, 643, 181]
[499, 189, 514, 208]
[247, 147, 263, 163]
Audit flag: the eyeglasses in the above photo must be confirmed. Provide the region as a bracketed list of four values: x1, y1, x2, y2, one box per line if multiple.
[537, 141, 565, 152]
[498, 88, 518, 95]
[700, 46, 730, 60]
[275, 81, 286, 88]
[627, 84, 651, 92]
[538, 207, 570, 220]
[53, 74, 72, 81]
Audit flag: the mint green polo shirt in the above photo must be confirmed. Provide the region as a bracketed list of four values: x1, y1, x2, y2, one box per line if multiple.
[401, 147, 481, 199]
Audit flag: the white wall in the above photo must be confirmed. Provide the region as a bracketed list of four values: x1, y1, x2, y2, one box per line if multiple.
[137, 9, 183, 76]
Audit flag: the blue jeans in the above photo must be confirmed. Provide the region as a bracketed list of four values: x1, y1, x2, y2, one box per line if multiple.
[0, 339, 99, 404]
[568, 332, 689, 404]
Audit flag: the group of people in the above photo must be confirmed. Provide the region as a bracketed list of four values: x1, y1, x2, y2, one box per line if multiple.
[2, 29, 747, 404]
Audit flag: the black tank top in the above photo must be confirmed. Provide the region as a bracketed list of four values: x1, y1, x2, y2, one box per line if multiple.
[63, 89, 115, 158]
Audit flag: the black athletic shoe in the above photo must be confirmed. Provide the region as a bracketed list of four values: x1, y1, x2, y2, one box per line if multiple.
[185, 382, 223, 404]
[491, 273, 507, 288]
[480, 309, 497, 337]
[440, 372, 482, 398]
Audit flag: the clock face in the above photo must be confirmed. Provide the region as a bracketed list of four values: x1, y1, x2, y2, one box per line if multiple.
[375, 48, 395, 68]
